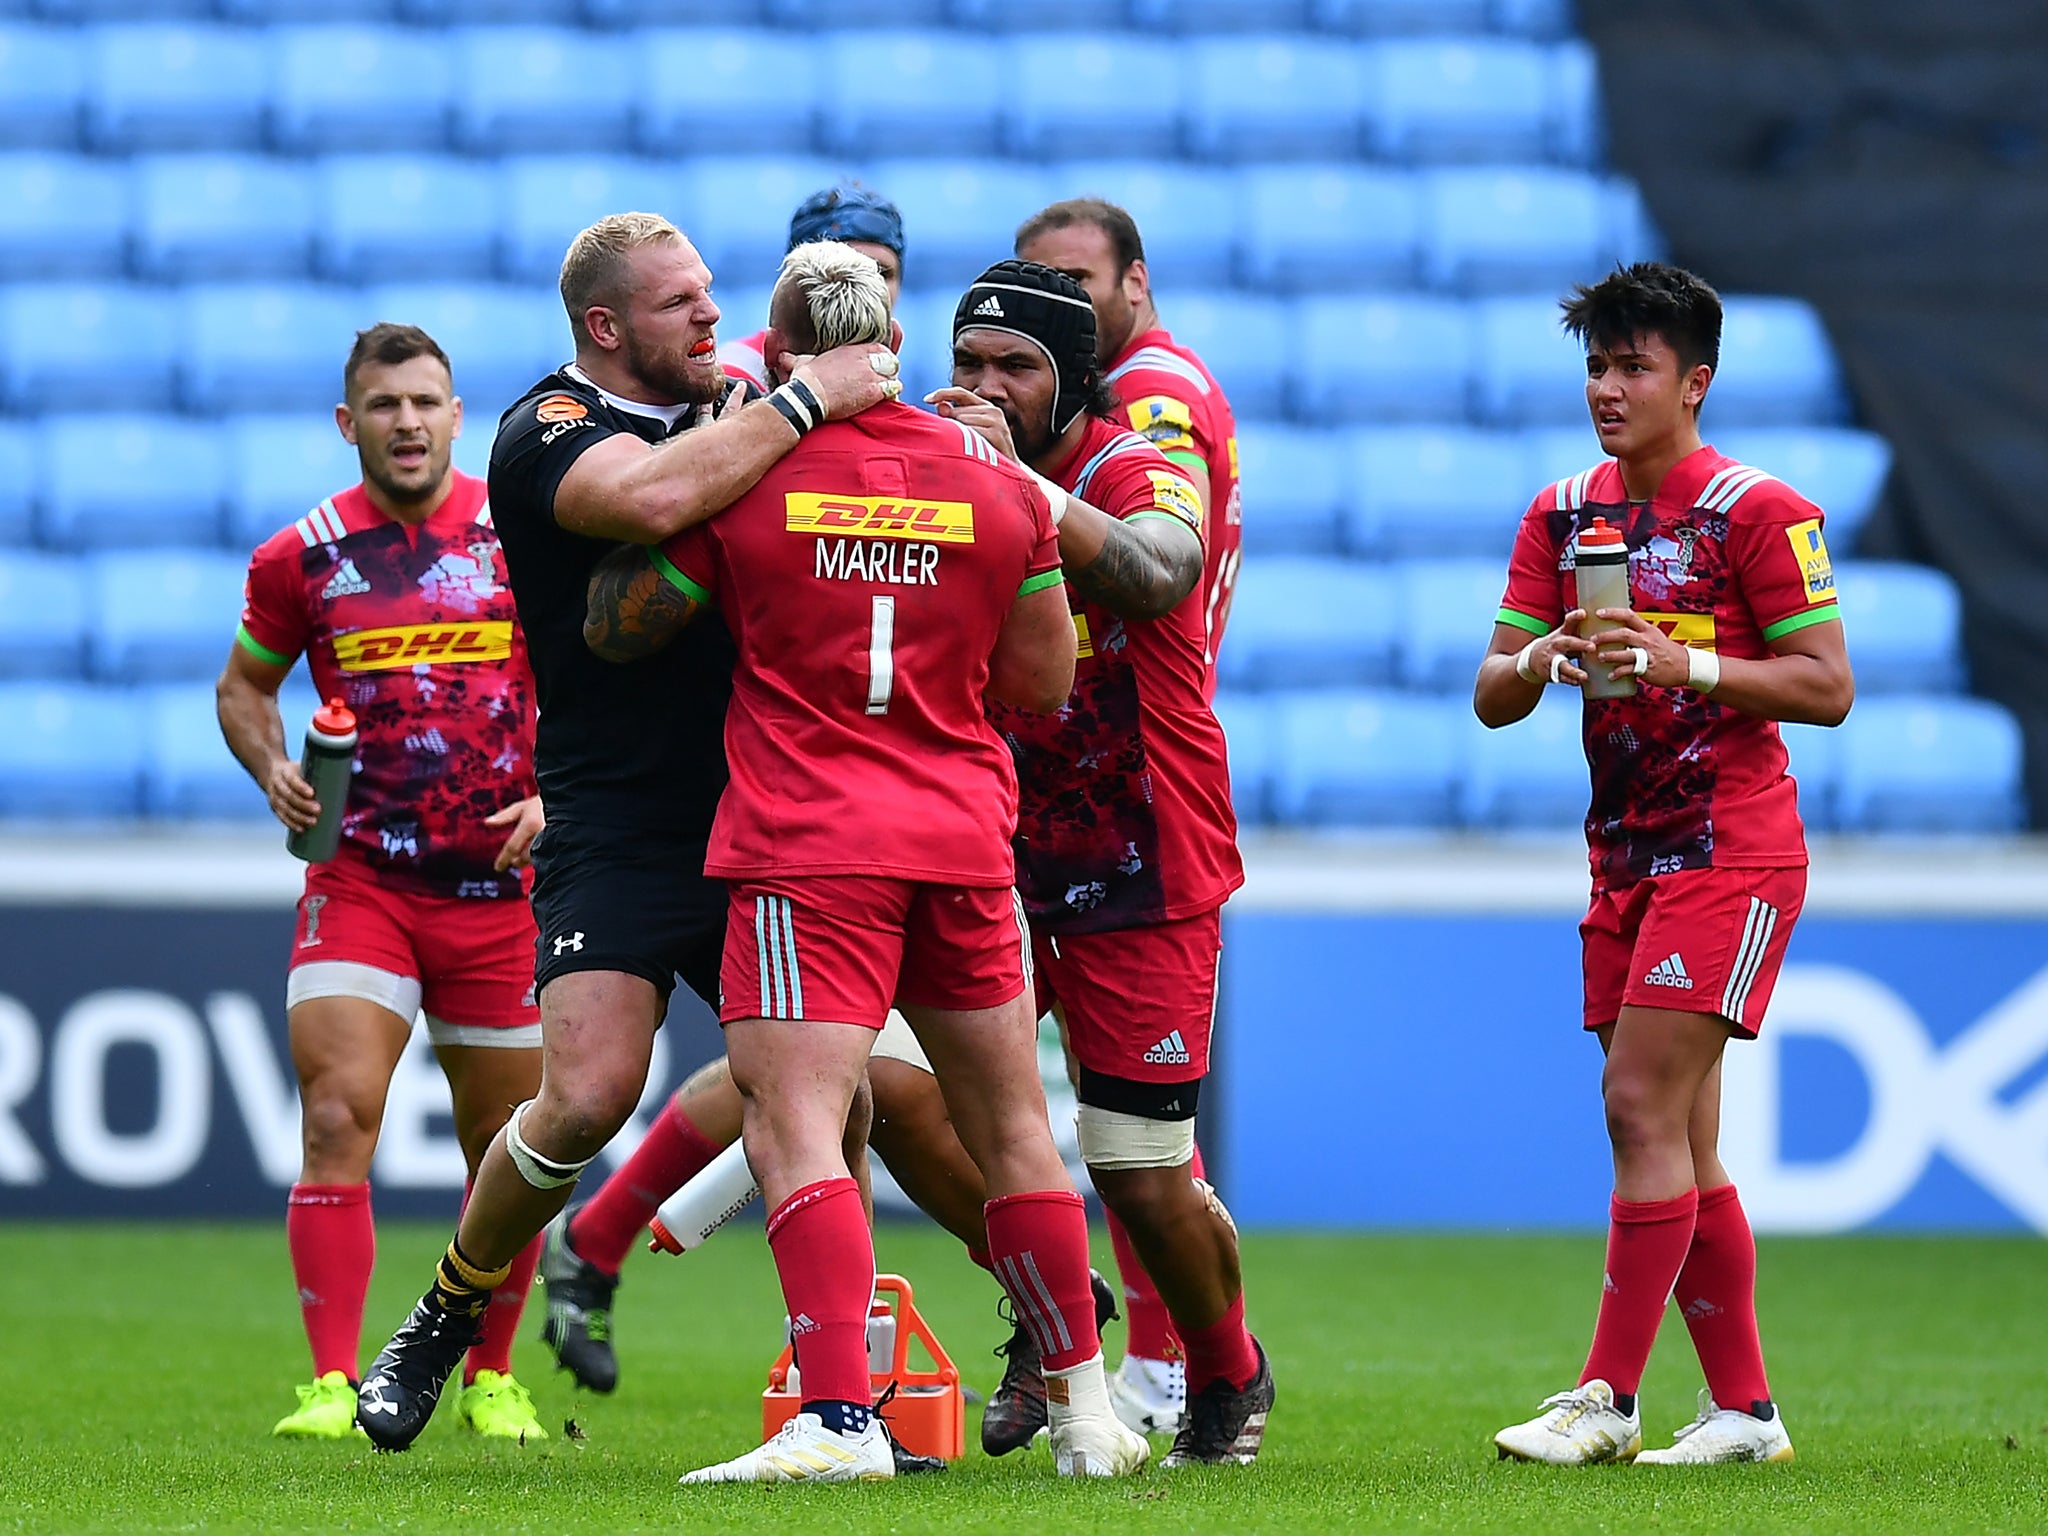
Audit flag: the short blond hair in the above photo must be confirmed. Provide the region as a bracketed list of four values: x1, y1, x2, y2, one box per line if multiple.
[770, 240, 892, 355]
[560, 212, 684, 347]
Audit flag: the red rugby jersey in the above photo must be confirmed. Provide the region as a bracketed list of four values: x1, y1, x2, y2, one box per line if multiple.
[657, 403, 1061, 886]
[1497, 445, 1842, 890]
[988, 415, 1244, 934]
[716, 329, 770, 393]
[237, 470, 537, 898]
[1105, 326, 1243, 696]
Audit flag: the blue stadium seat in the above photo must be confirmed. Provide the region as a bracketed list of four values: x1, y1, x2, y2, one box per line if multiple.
[1233, 426, 1345, 555]
[1041, 162, 1237, 289]
[365, 284, 563, 420]
[1458, 686, 1585, 830]
[1237, 165, 1421, 293]
[636, 30, 817, 157]
[39, 415, 225, 551]
[1421, 167, 1608, 293]
[133, 156, 316, 282]
[680, 157, 839, 293]
[865, 160, 1049, 289]
[770, 0, 950, 23]
[1832, 561, 1963, 695]
[1709, 296, 1847, 427]
[1547, 40, 1601, 166]
[819, 33, 1002, 158]
[317, 156, 501, 284]
[1778, 719, 1841, 833]
[398, 0, 564, 20]
[39, 0, 214, 16]
[1293, 295, 1475, 425]
[952, 0, 1114, 29]
[1521, 426, 1602, 490]
[500, 156, 681, 287]
[1311, 0, 1490, 34]
[0, 154, 124, 279]
[221, 0, 402, 19]
[889, 287, 955, 404]
[1712, 429, 1892, 551]
[1216, 556, 1398, 691]
[1490, 0, 1576, 40]
[450, 420, 494, 483]
[0, 682, 145, 817]
[224, 415, 363, 553]
[1130, 0, 1311, 30]
[452, 27, 633, 155]
[1391, 557, 1509, 692]
[271, 26, 452, 154]
[1154, 290, 1291, 422]
[1, 284, 177, 413]
[1005, 35, 1182, 163]
[85, 25, 267, 152]
[585, 0, 772, 24]
[712, 282, 773, 353]
[1366, 40, 1550, 164]
[1836, 697, 2025, 834]
[0, 25, 83, 150]
[1603, 177, 1664, 266]
[1474, 295, 1588, 427]
[181, 284, 370, 415]
[142, 682, 268, 819]
[1185, 37, 1365, 162]
[88, 549, 245, 683]
[1210, 691, 1275, 824]
[1346, 428, 1527, 558]
[0, 422, 31, 545]
[0, 551, 87, 679]
[1272, 689, 1460, 827]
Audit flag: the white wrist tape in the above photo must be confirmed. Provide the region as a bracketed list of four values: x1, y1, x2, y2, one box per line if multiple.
[1515, 639, 1543, 684]
[1687, 646, 1722, 694]
[504, 1099, 597, 1191]
[1028, 467, 1069, 527]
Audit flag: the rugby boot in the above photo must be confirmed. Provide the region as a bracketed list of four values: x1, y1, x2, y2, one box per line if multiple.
[538, 1210, 619, 1393]
[1045, 1353, 1151, 1477]
[272, 1372, 359, 1439]
[1494, 1378, 1642, 1465]
[354, 1291, 484, 1451]
[980, 1267, 1119, 1455]
[1109, 1353, 1186, 1436]
[1634, 1389, 1794, 1464]
[873, 1382, 945, 1474]
[1161, 1338, 1275, 1467]
[680, 1412, 893, 1484]
[454, 1369, 549, 1443]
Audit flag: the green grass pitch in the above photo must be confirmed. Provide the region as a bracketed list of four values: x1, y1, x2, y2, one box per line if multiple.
[5, 1221, 2045, 1533]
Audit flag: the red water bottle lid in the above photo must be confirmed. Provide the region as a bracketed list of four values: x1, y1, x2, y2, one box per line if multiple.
[312, 697, 356, 735]
[1577, 516, 1625, 547]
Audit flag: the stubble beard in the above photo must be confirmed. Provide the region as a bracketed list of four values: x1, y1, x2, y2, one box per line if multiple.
[624, 323, 723, 407]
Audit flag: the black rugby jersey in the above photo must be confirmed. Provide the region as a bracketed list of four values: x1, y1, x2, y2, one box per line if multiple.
[489, 366, 737, 836]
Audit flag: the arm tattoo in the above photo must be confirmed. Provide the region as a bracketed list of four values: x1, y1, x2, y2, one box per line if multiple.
[1064, 516, 1205, 622]
[584, 545, 699, 661]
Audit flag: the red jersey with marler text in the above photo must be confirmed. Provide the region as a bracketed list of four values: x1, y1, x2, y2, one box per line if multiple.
[237, 471, 536, 898]
[657, 403, 1061, 886]
[1496, 445, 1842, 891]
[1106, 326, 1242, 695]
[989, 415, 1244, 934]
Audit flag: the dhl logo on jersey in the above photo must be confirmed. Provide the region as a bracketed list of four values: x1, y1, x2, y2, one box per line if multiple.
[1786, 518, 1835, 603]
[785, 492, 975, 543]
[1637, 613, 1718, 650]
[1127, 395, 1196, 454]
[334, 621, 514, 672]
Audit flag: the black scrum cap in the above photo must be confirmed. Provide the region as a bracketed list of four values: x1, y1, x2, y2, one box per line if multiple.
[953, 260, 1099, 432]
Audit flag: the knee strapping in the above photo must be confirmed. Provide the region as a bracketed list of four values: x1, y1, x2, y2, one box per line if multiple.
[1076, 1105, 1197, 1171]
[504, 1099, 598, 1191]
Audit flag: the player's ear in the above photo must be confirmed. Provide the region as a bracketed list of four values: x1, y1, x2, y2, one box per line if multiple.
[888, 317, 904, 355]
[335, 402, 359, 446]
[584, 304, 622, 353]
[1123, 259, 1149, 305]
[1685, 362, 1712, 413]
[450, 396, 464, 439]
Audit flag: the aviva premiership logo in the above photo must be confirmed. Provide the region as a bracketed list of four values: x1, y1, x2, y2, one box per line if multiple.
[333, 621, 513, 671]
[1786, 518, 1835, 603]
[785, 492, 975, 543]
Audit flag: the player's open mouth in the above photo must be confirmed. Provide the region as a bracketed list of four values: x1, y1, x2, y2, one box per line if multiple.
[391, 442, 428, 466]
[688, 338, 716, 360]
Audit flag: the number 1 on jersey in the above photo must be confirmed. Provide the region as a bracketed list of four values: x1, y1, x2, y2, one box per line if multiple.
[866, 595, 896, 715]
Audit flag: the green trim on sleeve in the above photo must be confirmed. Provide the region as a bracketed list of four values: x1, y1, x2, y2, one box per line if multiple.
[649, 547, 713, 607]
[1164, 448, 1210, 478]
[1494, 607, 1553, 637]
[1128, 509, 1201, 532]
[234, 624, 293, 668]
[1761, 602, 1841, 642]
[1016, 568, 1064, 598]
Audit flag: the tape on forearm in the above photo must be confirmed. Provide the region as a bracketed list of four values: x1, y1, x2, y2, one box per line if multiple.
[1515, 639, 1544, 684]
[1027, 467, 1069, 527]
[1687, 646, 1722, 695]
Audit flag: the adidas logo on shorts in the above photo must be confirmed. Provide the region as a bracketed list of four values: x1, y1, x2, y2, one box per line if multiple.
[971, 294, 1004, 318]
[1143, 1029, 1192, 1066]
[1643, 952, 1695, 990]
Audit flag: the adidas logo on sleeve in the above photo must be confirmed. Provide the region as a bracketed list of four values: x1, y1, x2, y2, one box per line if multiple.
[1642, 953, 1695, 990]
[1143, 1029, 1192, 1066]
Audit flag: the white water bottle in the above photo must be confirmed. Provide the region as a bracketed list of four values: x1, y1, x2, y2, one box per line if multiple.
[646, 1139, 760, 1255]
[1573, 517, 1637, 700]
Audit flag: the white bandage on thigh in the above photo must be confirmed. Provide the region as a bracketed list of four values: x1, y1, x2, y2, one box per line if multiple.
[425, 1016, 543, 1049]
[286, 961, 422, 1020]
[504, 1099, 597, 1191]
[870, 1009, 934, 1074]
[1076, 1104, 1197, 1171]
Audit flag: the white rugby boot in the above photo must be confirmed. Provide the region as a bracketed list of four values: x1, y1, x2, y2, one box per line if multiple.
[679, 1412, 894, 1484]
[1494, 1379, 1642, 1465]
[1045, 1353, 1151, 1477]
[1635, 1390, 1794, 1464]
[1109, 1354, 1187, 1436]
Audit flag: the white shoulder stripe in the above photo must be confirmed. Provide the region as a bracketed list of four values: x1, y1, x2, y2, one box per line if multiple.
[315, 498, 347, 542]
[1552, 467, 1598, 512]
[1108, 346, 1211, 396]
[1071, 430, 1155, 501]
[474, 499, 493, 528]
[293, 516, 318, 547]
[1700, 466, 1776, 514]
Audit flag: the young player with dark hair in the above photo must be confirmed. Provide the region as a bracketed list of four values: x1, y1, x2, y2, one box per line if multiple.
[1478, 262, 1853, 1465]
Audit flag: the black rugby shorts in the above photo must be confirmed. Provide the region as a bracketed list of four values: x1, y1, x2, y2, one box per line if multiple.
[528, 820, 726, 1007]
